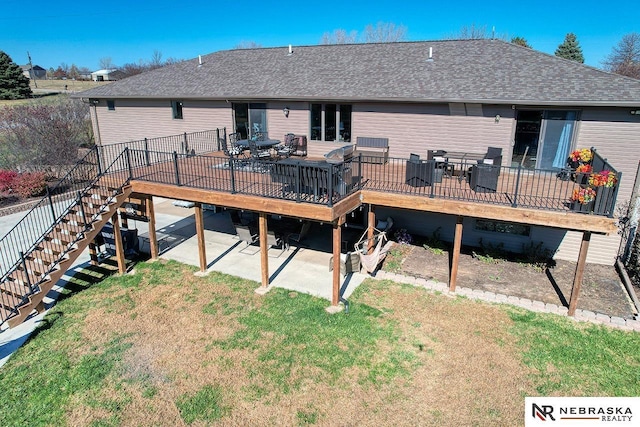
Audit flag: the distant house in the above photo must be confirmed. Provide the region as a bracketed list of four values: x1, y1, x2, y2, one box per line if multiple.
[91, 69, 126, 82]
[21, 64, 46, 79]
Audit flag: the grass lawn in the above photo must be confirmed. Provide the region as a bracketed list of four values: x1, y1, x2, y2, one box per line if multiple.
[0, 259, 638, 426]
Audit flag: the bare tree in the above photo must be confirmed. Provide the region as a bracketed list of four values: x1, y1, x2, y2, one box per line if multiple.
[150, 50, 163, 68]
[603, 33, 640, 79]
[448, 24, 507, 41]
[363, 22, 407, 43]
[99, 57, 114, 70]
[320, 29, 359, 45]
[235, 41, 263, 49]
[0, 97, 93, 173]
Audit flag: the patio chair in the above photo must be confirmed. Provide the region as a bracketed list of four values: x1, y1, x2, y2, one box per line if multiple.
[248, 139, 272, 161]
[267, 230, 287, 257]
[287, 221, 311, 246]
[236, 225, 260, 254]
[221, 133, 242, 158]
[405, 154, 435, 187]
[229, 132, 248, 159]
[276, 133, 296, 158]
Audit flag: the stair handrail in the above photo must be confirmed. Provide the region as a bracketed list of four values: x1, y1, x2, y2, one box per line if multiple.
[0, 148, 131, 324]
[0, 147, 130, 284]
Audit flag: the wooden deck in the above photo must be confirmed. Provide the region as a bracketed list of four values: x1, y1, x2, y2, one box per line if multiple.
[107, 150, 617, 235]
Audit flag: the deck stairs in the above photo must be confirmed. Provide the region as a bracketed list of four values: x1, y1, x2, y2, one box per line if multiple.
[0, 149, 132, 329]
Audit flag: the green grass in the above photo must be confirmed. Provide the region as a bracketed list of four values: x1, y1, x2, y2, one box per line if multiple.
[508, 309, 640, 396]
[176, 385, 230, 424]
[0, 260, 638, 425]
[208, 284, 419, 394]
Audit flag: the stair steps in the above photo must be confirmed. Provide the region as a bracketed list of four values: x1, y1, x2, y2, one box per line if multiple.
[1, 183, 132, 328]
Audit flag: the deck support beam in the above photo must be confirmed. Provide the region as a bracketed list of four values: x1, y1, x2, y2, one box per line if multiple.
[367, 205, 375, 254]
[88, 241, 99, 266]
[449, 216, 463, 292]
[568, 231, 591, 316]
[259, 213, 269, 288]
[194, 203, 207, 273]
[331, 217, 344, 306]
[146, 196, 158, 260]
[111, 212, 126, 274]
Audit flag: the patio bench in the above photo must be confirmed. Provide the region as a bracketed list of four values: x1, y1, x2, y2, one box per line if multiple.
[355, 137, 389, 164]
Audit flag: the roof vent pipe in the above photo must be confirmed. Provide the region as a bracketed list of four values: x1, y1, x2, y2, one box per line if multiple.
[288, 44, 293, 55]
[427, 47, 433, 62]
[198, 55, 202, 66]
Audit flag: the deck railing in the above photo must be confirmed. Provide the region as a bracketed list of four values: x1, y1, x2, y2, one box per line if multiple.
[124, 149, 360, 207]
[360, 156, 621, 217]
[115, 147, 620, 216]
[98, 129, 221, 172]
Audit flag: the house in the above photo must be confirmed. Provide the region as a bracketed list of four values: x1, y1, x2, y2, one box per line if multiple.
[4, 39, 640, 327]
[75, 39, 640, 267]
[90, 69, 125, 81]
[20, 64, 46, 79]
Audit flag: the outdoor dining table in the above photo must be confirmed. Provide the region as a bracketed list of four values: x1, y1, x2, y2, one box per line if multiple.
[439, 150, 487, 179]
[236, 139, 281, 149]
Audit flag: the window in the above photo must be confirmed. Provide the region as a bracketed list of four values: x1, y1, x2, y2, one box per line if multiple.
[475, 219, 530, 236]
[232, 103, 266, 139]
[310, 103, 352, 142]
[107, 100, 115, 111]
[172, 101, 183, 119]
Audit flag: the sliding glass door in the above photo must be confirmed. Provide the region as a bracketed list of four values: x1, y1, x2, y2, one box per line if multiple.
[513, 110, 579, 169]
[233, 103, 267, 139]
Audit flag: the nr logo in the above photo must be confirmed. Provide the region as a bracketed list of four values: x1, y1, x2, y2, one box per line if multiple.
[532, 403, 556, 421]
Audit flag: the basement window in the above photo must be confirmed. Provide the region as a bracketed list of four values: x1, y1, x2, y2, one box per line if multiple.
[172, 100, 183, 119]
[475, 219, 530, 236]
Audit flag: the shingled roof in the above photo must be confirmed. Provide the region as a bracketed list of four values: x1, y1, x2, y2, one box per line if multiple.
[76, 39, 640, 106]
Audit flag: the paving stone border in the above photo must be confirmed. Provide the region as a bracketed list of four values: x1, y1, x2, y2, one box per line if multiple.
[373, 270, 640, 332]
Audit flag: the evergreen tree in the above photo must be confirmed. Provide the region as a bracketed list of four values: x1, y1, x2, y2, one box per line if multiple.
[0, 51, 32, 100]
[555, 33, 585, 63]
[511, 36, 532, 48]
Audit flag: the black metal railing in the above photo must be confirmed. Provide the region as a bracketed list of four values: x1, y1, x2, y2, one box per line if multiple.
[0, 150, 131, 324]
[360, 156, 621, 217]
[125, 149, 361, 207]
[98, 129, 220, 173]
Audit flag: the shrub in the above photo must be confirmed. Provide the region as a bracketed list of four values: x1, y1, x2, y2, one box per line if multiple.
[11, 172, 47, 198]
[394, 228, 413, 245]
[0, 170, 18, 193]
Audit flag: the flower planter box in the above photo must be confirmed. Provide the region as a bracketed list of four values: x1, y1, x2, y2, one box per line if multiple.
[593, 186, 616, 216]
[571, 201, 593, 213]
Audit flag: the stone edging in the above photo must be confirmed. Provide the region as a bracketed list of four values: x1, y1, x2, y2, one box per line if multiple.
[373, 270, 640, 333]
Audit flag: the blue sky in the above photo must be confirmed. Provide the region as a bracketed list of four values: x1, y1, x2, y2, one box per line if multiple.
[1, 0, 637, 71]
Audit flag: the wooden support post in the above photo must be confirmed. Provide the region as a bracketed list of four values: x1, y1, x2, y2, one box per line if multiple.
[194, 203, 207, 273]
[88, 241, 99, 266]
[332, 219, 343, 306]
[367, 205, 375, 254]
[449, 216, 463, 292]
[259, 213, 269, 288]
[120, 211, 129, 229]
[147, 196, 158, 259]
[111, 212, 126, 274]
[568, 231, 591, 316]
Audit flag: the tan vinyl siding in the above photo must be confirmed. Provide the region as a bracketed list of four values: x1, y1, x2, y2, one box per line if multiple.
[351, 103, 515, 159]
[265, 101, 310, 142]
[543, 107, 640, 265]
[96, 100, 232, 145]
[576, 108, 640, 203]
